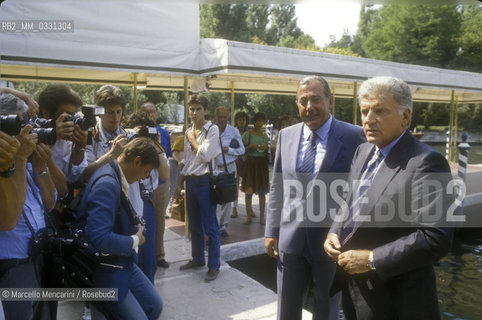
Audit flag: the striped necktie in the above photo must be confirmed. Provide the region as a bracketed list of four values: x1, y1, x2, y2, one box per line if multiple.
[342, 150, 383, 246]
[299, 132, 318, 173]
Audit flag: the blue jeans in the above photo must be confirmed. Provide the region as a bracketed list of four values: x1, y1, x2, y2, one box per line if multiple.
[94, 264, 162, 320]
[0, 259, 52, 320]
[185, 175, 220, 270]
[138, 200, 156, 283]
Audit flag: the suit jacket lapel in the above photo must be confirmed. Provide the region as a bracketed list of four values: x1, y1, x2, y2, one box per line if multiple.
[352, 131, 412, 232]
[285, 123, 303, 174]
[319, 119, 342, 173]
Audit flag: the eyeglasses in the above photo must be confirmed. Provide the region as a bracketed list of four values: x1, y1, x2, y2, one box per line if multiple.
[298, 95, 323, 107]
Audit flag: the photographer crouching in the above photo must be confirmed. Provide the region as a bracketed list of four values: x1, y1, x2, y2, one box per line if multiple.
[38, 84, 102, 197]
[0, 92, 57, 320]
[78, 137, 163, 320]
[123, 111, 169, 283]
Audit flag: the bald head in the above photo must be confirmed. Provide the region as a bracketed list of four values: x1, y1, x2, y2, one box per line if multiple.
[141, 102, 158, 123]
[216, 106, 228, 131]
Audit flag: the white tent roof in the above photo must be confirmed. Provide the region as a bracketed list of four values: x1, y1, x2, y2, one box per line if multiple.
[1, 0, 481, 103]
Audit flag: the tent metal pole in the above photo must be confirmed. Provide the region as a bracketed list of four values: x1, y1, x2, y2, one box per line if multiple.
[183, 75, 189, 238]
[230, 81, 235, 125]
[133, 72, 138, 111]
[184, 76, 189, 126]
[448, 90, 455, 163]
[452, 95, 460, 163]
[352, 82, 358, 125]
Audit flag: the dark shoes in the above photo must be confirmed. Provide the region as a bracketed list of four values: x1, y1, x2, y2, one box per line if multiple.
[205, 269, 220, 282]
[179, 260, 218, 281]
[157, 259, 170, 268]
[220, 229, 229, 238]
[179, 260, 205, 270]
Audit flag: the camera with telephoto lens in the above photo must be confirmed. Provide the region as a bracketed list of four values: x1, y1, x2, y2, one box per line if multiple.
[0, 114, 23, 135]
[0, 114, 56, 145]
[66, 105, 104, 131]
[125, 126, 158, 142]
[134, 215, 146, 236]
[135, 215, 146, 227]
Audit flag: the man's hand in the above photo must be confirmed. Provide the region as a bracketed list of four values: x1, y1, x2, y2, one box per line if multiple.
[26, 96, 39, 118]
[0, 131, 21, 169]
[337, 250, 371, 275]
[14, 125, 37, 161]
[222, 146, 229, 153]
[324, 233, 342, 262]
[264, 237, 279, 258]
[186, 131, 199, 152]
[136, 225, 146, 246]
[72, 124, 88, 148]
[107, 134, 127, 159]
[31, 143, 52, 173]
[55, 113, 75, 140]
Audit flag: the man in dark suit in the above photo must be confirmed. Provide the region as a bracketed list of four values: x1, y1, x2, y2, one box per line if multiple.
[80, 137, 163, 320]
[324, 76, 453, 320]
[265, 75, 365, 320]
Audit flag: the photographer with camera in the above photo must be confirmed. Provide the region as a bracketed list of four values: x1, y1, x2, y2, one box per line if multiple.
[38, 84, 90, 198]
[1, 87, 39, 118]
[0, 93, 57, 320]
[79, 137, 163, 320]
[140, 102, 172, 269]
[123, 111, 169, 283]
[0, 93, 37, 231]
[83, 85, 127, 181]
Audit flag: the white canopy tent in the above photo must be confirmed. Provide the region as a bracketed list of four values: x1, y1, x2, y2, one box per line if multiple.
[1, 0, 481, 105]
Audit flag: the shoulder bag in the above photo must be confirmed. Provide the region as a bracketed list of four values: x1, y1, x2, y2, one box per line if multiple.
[208, 130, 238, 205]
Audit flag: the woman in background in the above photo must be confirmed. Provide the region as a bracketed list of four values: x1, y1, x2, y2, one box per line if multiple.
[241, 112, 269, 225]
[231, 111, 248, 218]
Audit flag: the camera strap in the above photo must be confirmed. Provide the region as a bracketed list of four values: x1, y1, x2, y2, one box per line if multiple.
[108, 162, 139, 230]
[23, 175, 47, 236]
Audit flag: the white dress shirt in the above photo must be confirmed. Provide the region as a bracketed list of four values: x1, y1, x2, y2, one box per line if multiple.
[217, 124, 245, 166]
[51, 139, 87, 183]
[128, 169, 159, 216]
[85, 121, 126, 164]
[181, 120, 221, 176]
[296, 115, 333, 173]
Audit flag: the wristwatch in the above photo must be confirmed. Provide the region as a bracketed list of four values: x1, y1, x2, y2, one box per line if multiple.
[367, 251, 376, 271]
[0, 162, 15, 178]
[35, 168, 49, 178]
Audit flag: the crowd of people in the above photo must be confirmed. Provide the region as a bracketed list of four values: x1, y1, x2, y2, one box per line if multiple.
[0, 75, 454, 320]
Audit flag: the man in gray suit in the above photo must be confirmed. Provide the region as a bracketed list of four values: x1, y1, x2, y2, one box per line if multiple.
[265, 75, 365, 320]
[324, 76, 453, 319]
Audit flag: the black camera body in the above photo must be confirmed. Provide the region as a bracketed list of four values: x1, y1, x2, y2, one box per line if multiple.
[125, 126, 158, 142]
[66, 105, 104, 131]
[0, 114, 23, 135]
[0, 114, 56, 145]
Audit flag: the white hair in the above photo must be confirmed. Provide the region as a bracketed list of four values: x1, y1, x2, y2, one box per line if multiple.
[359, 77, 413, 120]
[0, 93, 28, 116]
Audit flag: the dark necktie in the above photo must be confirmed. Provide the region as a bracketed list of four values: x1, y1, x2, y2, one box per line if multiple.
[342, 150, 383, 246]
[299, 132, 318, 173]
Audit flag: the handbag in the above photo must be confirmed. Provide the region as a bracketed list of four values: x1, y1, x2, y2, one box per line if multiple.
[25, 209, 100, 288]
[170, 197, 185, 221]
[209, 133, 238, 205]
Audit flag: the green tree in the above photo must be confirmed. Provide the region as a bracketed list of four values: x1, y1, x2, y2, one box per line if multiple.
[245, 94, 298, 125]
[422, 103, 450, 129]
[246, 5, 270, 43]
[200, 4, 316, 50]
[450, 6, 482, 72]
[200, 4, 250, 42]
[362, 5, 461, 68]
[351, 5, 379, 57]
[328, 30, 353, 49]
